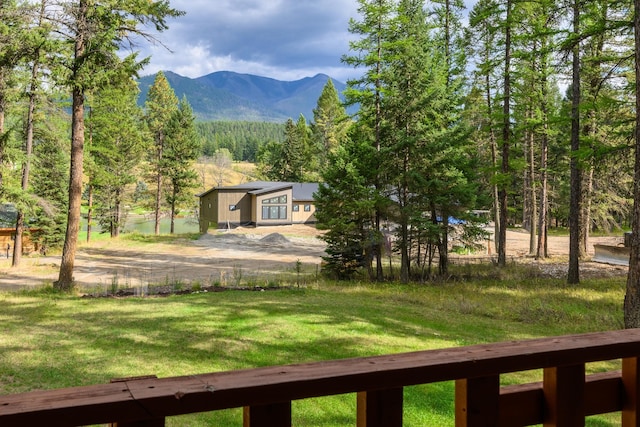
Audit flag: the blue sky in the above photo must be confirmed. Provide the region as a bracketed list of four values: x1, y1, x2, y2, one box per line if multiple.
[136, 0, 475, 83]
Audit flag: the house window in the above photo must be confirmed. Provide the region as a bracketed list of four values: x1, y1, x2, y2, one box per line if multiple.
[292, 204, 299, 212]
[304, 204, 311, 212]
[262, 205, 287, 220]
[263, 195, 287, 204]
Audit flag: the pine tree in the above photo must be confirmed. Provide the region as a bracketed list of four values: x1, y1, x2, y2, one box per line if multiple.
[342, 0, 395, 280]
[381, 0, 437, 282]
[145, 71, 179, 235]
[311, 79, 350, 170]
[30, 103, 69, 255]
[316, 132, 378, 279]
[163, 96, 200, 234]
[625, 0, 640, 328]
[55, 1, 183, 290]
[88, 78, 148, 237]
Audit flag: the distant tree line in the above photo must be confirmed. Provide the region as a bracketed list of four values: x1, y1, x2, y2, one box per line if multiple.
[196, 121, 285, 162]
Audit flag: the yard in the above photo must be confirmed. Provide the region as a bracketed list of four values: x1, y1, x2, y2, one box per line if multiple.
[0, 225, 631, 425]
[0, 267, 628, 425]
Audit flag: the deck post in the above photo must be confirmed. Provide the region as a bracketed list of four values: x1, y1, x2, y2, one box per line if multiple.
[623, 357, 640, 426]
[455, 375, 500, 426]
[543, 364, 585, 426]
[356, 388, 403, 427]
[243, 402, 291, 427]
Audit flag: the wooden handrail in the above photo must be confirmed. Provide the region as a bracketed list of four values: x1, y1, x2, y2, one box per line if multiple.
[1, 329, 640, 426]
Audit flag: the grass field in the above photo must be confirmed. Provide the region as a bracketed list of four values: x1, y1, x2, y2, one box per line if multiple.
[0, 268, 626, 426]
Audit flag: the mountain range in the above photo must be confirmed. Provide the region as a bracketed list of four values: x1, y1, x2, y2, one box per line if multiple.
[137, 71, 348, 123]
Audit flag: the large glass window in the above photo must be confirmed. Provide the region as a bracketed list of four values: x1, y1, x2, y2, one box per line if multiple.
[261, 194, 287, 220]
[262, 205, 287, 220]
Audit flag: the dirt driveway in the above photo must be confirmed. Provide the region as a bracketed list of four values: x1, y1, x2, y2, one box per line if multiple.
[0, 225, 628, 291]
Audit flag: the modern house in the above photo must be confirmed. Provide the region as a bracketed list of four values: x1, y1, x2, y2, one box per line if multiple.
[197, 181, 319, 232]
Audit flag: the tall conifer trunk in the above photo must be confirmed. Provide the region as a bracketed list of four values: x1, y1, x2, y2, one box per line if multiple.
[56, 0, 88, 290]
[498, 0, 512, 267]
[624, 0, 640, 328]
[568, 0, 581, 284]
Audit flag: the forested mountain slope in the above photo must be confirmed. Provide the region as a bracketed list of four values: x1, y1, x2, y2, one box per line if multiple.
[137, 71, 348, 122]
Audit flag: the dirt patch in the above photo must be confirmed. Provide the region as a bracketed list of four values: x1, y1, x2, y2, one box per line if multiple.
[0, 225, 326, 291]
[0, 225, 629, 291]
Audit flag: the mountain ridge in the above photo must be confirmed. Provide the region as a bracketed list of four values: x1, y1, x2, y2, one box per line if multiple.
[137, 70, 348, 123]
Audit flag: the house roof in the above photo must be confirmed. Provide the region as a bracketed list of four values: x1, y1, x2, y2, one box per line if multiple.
[290, 183, 318, 201]
[197, 181, 319, 201]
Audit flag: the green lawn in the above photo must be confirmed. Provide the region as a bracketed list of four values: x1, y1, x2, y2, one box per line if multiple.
[0, 272, 626, 426]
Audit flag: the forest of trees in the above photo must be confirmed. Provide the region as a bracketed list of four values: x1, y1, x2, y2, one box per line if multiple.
[197, 121, 285, 162]
[0, 1, 188, 289]
[5, 0, 640, 329]
[298, 0, 638, 286]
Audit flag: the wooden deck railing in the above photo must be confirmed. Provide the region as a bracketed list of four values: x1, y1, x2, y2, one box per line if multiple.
[2, 329, 640, 426]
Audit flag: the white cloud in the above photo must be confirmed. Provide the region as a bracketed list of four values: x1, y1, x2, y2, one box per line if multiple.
[136, 0, 360, 82]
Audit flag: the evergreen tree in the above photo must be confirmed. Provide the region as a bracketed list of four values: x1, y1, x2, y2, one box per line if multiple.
[54, 1, 183, 290]
[625, 0, 640, 328]
[88, 78, 148, 237]
[311, 79, 350, 170]
[11, 0, 53, 267]
[163, 96, 200, 234]
[316, 130, 379, 279]
[428, 0, 476, 277]
[381, 0, 437, 282]
[30, 103, 69, 254]
[259, 115, 314, 182]
[468, 0, 502, 255]
[256, 140, 285, 181]
[342, 0, 395, 280]
[145, 71, 179, 235]
[567, 0, 582, 284]
[281, 116, 307, 182]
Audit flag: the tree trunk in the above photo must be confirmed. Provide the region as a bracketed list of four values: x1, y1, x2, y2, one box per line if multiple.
[13, 213, 24, 263]
[170, 186, 176, 234]
[113, 189, 121, 238]
[485, 61, 500, 255]
[537, 116, 549, 259]
[568, 0, 581, 285]
[537, 54, 550, 259]
[57, 0, 88, 290]
[14, 1, 45, 267]
[528, 122, 537, 255]
[498, 0, 512, 267]
[0, 72, 6, 189]
[624, 0, 640, 328]
[581, 163, 594, 258]
[439, 215, 449, 276]
[86, 184, 93, 242]
[12, 65, 38, 267]
[56, 85, 85, 290]
[400, 221, 409, 283]
[154, 158, 162, 235]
